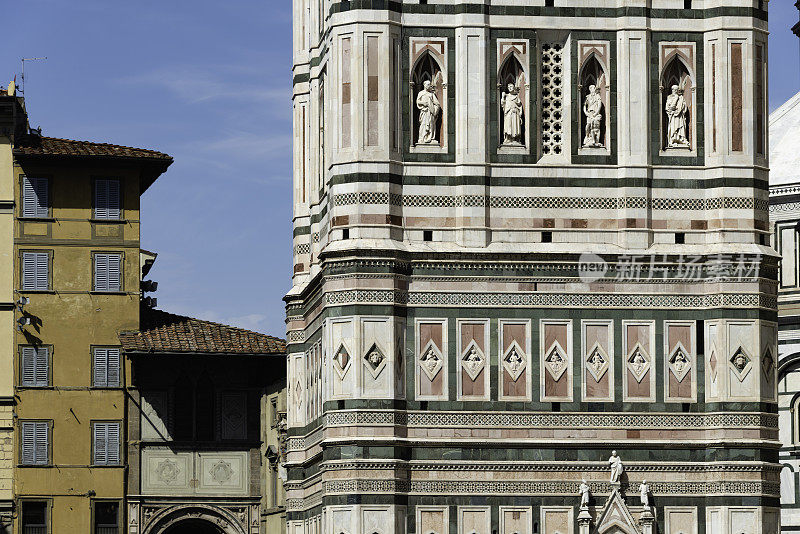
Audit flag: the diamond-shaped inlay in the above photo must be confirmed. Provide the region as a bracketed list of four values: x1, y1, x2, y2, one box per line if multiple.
[364, 343, 387, 379]
[668, 343, 691, 382]
[709, 350, 718, 379]
[626, 342, 650, 383]
[461, 341, 486, 381]
[585, 342, 609, 382]
[762, 346, 775, 382]
[502, 341, 526, 382]
[333, 344, 351, 380]
[730, 346, 752, 382]
[544, 343, 568, 381]
[419, 340, 443, 381]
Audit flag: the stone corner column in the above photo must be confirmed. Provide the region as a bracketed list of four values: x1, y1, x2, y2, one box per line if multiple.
[639, 509, 655, 534]
[578, 506, 592, 534]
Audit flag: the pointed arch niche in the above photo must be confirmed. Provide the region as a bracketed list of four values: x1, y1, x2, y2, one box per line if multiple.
[659, 43, 697, 154]
[497, 40, 530, 154]
[410, 38, 448, 153]
[577, 41, 611, 154]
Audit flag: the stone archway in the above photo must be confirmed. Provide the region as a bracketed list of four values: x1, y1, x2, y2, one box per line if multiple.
[163, 519, 224, 534]
[144, 505, 247, 534]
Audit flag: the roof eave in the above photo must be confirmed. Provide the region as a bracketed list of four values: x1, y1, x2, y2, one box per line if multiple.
[124, 350, 287, 358]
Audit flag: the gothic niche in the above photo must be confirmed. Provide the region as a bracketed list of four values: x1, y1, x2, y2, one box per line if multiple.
[412, 52, 444, 146]
[661, 54, 693, 150]
[498, 54, 526, 146]
[579, 54, 608, 150]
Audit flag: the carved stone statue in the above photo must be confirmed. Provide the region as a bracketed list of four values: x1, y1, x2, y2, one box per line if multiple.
[416, 80, 441, 144]
[501, 83, 523, 145]
[609, 450, 624, 483]
[579, 479, 591, 508]
[582, 85, 604, 148]
[665, 84, 690, 148]
[639, 480, 651, 508]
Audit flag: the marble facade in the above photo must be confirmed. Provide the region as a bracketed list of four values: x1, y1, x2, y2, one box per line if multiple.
[288, 2, 776, 533]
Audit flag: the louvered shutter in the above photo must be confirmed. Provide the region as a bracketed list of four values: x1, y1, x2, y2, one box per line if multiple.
[93, 349, 108, 387]
[106, 423, 120, 464]
[107, 179, 121, 219]
[23, 252, 49, 291]
[94, 254, 109, 291]
[108, 254, 121, 291]
[95, 180, 108, 219]
[94, 423, 107, 464]
[107, 348, 120, 387]
[95, 179, 121, 220]
[34, 422, 48, 464]
[35, 253, 48, 291]
[22, 177, 48, 218]
[34, 347, 48, 387]
[21, 347, 36, 387]
[22, 421, 48, 464]
[21, 422, 36, 464]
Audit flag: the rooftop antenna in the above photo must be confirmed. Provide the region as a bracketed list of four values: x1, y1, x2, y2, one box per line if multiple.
[20, 57, 47, 95]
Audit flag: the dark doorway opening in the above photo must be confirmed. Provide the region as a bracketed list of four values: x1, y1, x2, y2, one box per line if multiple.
[163, 519, 224, 534]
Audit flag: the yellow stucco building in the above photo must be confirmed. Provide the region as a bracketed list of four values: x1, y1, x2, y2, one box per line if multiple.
[7, 94, 172, 532]
[0, 87, 23, 533]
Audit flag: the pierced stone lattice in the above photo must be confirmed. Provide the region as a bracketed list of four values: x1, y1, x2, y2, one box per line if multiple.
[540, 42, 564, 155]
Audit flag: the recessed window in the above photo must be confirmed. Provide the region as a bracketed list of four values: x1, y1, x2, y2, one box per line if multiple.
[21, 176, 49, 218]
[94, 179, 121, 220]
[423, 230, 433, 242]
[21, 346, 49, 387]
[342, 229, 349, 240]
[94, 501, 120, 534]
[21, 501, 48, 534]
[545, 0, 554, 6]
[93, 253, 122, 292]
[542, 231, 553, 243]
[675, 232, 685, 244]
[22, 251, 50, 291]
[92, 348, 121, 388]
[684, 0, 692, 8]
[92, 422, 121, 466]
[20, 421, 50, 466]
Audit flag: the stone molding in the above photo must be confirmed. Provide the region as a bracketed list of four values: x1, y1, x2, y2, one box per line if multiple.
[323, 289, 775, 310]
[332, 192, 767, 211]
[287, 411, 777, 452]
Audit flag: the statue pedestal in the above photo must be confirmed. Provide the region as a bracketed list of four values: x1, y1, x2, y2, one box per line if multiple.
[639, 509, 655, 534]
[578, 506, 592, 534]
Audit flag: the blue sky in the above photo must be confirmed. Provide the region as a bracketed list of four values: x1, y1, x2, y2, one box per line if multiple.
[1, 2, 798, 338]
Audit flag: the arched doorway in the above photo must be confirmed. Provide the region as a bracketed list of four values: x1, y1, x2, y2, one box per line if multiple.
[163, 519, 223, 534]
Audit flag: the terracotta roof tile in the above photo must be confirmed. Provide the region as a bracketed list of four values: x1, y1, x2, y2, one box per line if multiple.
[14, 136, 172, 161]
[118, 309, 285, 356]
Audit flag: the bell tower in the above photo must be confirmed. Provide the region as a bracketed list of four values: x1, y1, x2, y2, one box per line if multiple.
[286, 2, 778, 533]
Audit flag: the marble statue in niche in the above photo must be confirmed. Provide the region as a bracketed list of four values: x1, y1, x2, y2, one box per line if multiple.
[608, 450, 624, 483]
[665, 83, 690, 148]
[417, 79, 441, 144]
[501, 83, 523, 144]
[579, 54, 607, 149]
[498, 54, 526, 147]
[661, 55, 693, 150]
[412, 51, 444, 146]
[582, 85, 604, 147]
